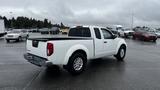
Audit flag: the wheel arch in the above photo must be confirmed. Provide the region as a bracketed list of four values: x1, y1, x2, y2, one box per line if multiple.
[63, 45, 89, 65]
[116, 40, 127, 55]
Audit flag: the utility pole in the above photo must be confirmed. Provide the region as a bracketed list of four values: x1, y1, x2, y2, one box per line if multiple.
[10, 12, 13, 29]
[131, 11, 134, 30]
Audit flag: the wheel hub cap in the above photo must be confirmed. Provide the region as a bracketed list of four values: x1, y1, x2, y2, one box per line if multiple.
[120, 49, 125, 58]
[73, 57, 83, 71]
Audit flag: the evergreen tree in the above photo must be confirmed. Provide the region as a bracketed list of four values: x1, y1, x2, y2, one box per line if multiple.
[44, 19, 48, 28]
[0, 16, 2, 19]
[61, 22, 65, 28]
[0, 16, 62, 29]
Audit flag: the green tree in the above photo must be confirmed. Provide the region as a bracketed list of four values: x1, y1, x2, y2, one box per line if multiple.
[0, 16, 55, 29]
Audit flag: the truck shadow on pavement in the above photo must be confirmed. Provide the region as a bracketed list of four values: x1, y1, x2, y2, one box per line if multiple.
[26, 57, 127, 89]
[38, 57, 126, 83]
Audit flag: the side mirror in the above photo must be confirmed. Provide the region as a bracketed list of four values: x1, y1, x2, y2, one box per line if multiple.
[112, 34, 117, 39]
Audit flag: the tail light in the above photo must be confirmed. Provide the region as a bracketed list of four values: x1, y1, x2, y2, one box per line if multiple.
[47, 43, 54, 56]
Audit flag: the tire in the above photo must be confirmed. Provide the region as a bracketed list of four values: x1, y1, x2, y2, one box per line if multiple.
[17, 37, 22, 42]
[132, 35, 136, 40]
[6, 39, 10, 43]
[26, 35, 29, 39]
[141, 36, 145, 41]
[124, 33, 127, 38]
[64, 52, 87, 75]
[153, 39, 157, 42]
[118, 33, 121, 37]
[115, 45, 126, 61]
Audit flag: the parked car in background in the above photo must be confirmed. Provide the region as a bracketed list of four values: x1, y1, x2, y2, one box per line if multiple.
[109, 28, 119, 35]
[155, 31, 160, 38]
[50, 27, 60, 34]
[118, 28, 134, 38]
[40, 27, 60, 35]
[148, 29, 160, 38]
[110, 25, 123, 36]
[146, 28, 160, 38]
[27, 29, 39, 33]
[60, 28, 69, 35]
[132, 29, 157, 42]
[5, 30, 29, 42]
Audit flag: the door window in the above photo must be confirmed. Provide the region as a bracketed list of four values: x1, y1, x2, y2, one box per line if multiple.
[101, 28, 113, 39]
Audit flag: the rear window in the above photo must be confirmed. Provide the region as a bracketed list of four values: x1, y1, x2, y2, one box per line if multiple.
[68, 27, 91, 37]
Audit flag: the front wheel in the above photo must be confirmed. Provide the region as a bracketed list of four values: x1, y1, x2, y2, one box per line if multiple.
[132, 35, 136, 40]
[17, 37, 22, 42]
[6, 39, 10, 43]
[153, 39, 157, 42]
[124, 33, 128, 38]
[64, 53, 87, 75]
[26, 35, 29, 39]
[115, 45, 126, 61]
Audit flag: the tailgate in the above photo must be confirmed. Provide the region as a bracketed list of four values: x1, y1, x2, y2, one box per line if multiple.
[26, 39, 47, 58]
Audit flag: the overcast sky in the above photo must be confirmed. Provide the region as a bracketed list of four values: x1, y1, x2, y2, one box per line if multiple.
[0, 0, 160, 27]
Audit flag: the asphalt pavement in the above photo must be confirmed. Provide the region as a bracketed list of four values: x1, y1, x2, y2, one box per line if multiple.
[0, 36, 160, 90]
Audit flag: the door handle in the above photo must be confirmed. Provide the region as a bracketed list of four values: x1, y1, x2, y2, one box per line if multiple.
[104, 41, 107, 43]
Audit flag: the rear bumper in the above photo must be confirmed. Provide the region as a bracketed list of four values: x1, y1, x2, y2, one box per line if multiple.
[24, 53, 49, 67]
[157, 35, 160, 38]
[144, 36, 157, 41]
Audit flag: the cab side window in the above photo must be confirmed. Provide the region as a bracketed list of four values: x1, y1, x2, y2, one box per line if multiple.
[94, 28, 101, 39]
[101, 28, 113, 39]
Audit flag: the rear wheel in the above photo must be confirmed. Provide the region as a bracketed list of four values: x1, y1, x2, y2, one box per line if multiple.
[64, 52, 87, 75]
[115, 45, 126, 61]
[132, 35, 136, 40]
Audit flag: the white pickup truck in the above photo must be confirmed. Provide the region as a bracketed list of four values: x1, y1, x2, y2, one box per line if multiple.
[24, 26, 127, 75]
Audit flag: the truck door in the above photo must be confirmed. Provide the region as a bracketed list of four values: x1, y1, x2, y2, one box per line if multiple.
[93, 28, 104, 58]
[101, 28, 116, 55]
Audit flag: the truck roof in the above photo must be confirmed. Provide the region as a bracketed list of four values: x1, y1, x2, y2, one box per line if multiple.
[72, 25, 106, 29]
